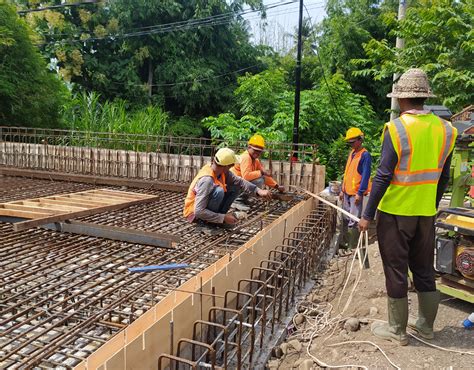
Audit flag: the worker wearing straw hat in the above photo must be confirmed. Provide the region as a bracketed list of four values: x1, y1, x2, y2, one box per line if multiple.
[183, 147, 272, 228]
[359, 69, 457, 345]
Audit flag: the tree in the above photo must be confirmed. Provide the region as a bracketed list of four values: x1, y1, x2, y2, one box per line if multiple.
[16, 0, 266, 118]
[353, 0, 474, 112]
[0, 3, 66, 127]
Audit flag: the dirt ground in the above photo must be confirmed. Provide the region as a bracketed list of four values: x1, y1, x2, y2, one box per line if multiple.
[268, 242, 474, 369]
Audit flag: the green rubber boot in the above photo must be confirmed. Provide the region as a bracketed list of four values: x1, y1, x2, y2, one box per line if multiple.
[347, 228, 359, 250]
[371, 297, 409, 346]
[408, 290, 440, 340]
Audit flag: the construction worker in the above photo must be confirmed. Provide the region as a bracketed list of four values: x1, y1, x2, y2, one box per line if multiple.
[358, 69, 457, 345]
[232, 134, 285, 194]
[183, 147, 272, 227]
[340, 127, 372, 264]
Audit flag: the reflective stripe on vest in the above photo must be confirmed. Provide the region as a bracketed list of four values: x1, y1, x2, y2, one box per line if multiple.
[378, 113, 457, 216]
[390, 117, 455, 186]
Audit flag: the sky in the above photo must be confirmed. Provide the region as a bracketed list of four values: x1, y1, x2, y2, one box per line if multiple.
[243, 0, 327, 52]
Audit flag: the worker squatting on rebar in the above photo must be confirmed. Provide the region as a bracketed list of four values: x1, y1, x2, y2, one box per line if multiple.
[231, 134, 285, 209]
[183, 147, 272, 229]
[339, 126, 372, 268]
[358, 68, 457, 345]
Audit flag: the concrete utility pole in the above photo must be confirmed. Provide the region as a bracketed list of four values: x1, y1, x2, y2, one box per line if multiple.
[390, 0, 407, 120]
[292, 0, 304, 161]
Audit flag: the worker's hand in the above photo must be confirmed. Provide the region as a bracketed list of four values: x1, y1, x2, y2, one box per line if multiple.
[339, 192, 343, 201]
[257, 188, 272, 200]
[224, 213, 238, 224]
[277, 185, 285, 193]
[358, 217, 370, 232]
[261, 170, 270, 177]
[355, 194, 362, 205]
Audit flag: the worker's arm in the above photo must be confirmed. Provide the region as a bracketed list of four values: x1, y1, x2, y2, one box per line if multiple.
[228, 171, 272, 199]
[193, 177, 226, 224]
[256, 159, 279, 188]
[240, 154, 263, 181]
[357, 151, 372, 195]
[436, 153, 452, 208]
[362, 130, 398, 221]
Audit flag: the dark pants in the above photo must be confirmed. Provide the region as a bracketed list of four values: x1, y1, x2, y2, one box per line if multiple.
[376, 210, 436, 298]
[207, 184, 241, 215]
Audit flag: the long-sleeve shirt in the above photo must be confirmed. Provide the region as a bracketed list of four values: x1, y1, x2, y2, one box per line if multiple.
[193, 171, 258, 223]
[233, 151, 278, 188]
[357, 151, 372, 195]
[363, 130, 452, 220]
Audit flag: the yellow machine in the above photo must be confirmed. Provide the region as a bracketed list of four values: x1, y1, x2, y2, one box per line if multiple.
[434, 122, 474, 302]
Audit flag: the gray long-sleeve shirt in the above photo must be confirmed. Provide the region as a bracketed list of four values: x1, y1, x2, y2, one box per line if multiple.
[363, 129, 452, 220]
[193, 171, 258, 223]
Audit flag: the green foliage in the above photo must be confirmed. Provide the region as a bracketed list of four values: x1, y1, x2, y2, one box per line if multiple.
[167, 116, 203, 138]
[17, 0, 265, 117]
[0, 3, 66, 127]
[353, 0, 474, 112]
[204, 69, 378, 178]
[64, 91, 169, 136]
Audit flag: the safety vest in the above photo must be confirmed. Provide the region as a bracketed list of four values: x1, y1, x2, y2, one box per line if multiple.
[183, 164, 227, 218]
[342, 148, 372, 196]
[378, 114, 457, 216]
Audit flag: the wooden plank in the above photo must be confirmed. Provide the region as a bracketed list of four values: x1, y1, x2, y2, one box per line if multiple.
[0, 208, 52, 219]
[20, 201, 88, 212]
[60, 194, 120, 204]
[12, 195, 160, 231]
[0, 167, 188, 193]
[3, 204, 58, 214]
[42, 220, 179, 248]
[31, 198, 98, 209]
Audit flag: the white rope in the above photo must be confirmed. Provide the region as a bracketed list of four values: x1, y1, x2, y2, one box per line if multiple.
[408, 332, 474, 356]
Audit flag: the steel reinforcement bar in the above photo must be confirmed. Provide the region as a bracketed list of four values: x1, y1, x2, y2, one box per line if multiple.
[157, 203, 336, 369]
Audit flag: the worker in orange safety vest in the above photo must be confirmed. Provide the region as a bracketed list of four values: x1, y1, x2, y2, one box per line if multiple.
[232, 134, 285, 208]
[340, 127, 372, 265]
[183, 147, 272, 230]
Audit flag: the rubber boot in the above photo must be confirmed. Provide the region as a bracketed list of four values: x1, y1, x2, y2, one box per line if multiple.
[371, 297, 409, 346]
[408, 290, 440, 340]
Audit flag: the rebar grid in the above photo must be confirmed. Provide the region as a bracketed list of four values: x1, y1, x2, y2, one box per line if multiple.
[158, 203, 337, 369]
[0, 176, 297, 368]
[0, 127, 320, 191]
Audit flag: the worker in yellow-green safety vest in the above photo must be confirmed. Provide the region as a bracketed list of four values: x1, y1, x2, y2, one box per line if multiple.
[340, 127, 372, 266]
[358, 69, 457, 346]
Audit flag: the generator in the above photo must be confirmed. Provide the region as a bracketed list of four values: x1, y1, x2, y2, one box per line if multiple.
[435, 209, 474, 302]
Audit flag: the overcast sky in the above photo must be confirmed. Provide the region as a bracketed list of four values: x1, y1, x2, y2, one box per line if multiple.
[243, 0, 327, 52]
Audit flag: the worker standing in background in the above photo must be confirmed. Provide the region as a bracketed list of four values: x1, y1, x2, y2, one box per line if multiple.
[340, 127, 372, 267]
[358, 69, 457, 345]
[232, 134, 285, 207]
[183, 147, 272, 228]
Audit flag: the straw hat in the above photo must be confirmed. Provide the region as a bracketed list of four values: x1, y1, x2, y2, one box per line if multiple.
[387, 68, 436, 98]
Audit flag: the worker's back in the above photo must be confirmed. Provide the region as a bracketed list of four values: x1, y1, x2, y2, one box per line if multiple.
[378, 113, 457, 216]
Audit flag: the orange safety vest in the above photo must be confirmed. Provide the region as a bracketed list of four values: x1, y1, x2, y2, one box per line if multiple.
[183, 164, 227, 219]
[342, 148, 372, 196]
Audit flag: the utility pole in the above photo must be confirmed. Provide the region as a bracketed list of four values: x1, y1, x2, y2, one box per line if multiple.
[390, 0, 407, 120]
[292, 0, 304, 161]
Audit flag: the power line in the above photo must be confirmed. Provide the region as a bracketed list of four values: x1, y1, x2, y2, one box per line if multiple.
[17, 0, 101, 14]
[34, 1, 325, 46]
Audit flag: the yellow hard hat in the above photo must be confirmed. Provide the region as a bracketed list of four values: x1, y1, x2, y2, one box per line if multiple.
[344, 127, 364, 141]
[214, 148, 238, 166]
[248, 134, 265, 149]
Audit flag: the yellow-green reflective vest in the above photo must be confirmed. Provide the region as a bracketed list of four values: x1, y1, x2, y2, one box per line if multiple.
[378, 113, 457, 216]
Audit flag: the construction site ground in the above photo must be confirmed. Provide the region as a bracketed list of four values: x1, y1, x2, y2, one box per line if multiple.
[269, 242, 474, 369]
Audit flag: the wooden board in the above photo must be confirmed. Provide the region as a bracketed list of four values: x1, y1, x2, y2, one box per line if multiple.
[0, 189, 158, 231]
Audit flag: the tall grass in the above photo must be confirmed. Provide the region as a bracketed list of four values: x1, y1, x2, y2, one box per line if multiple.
[62, 92, 169, 150]
[63, 91, 168, 135]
